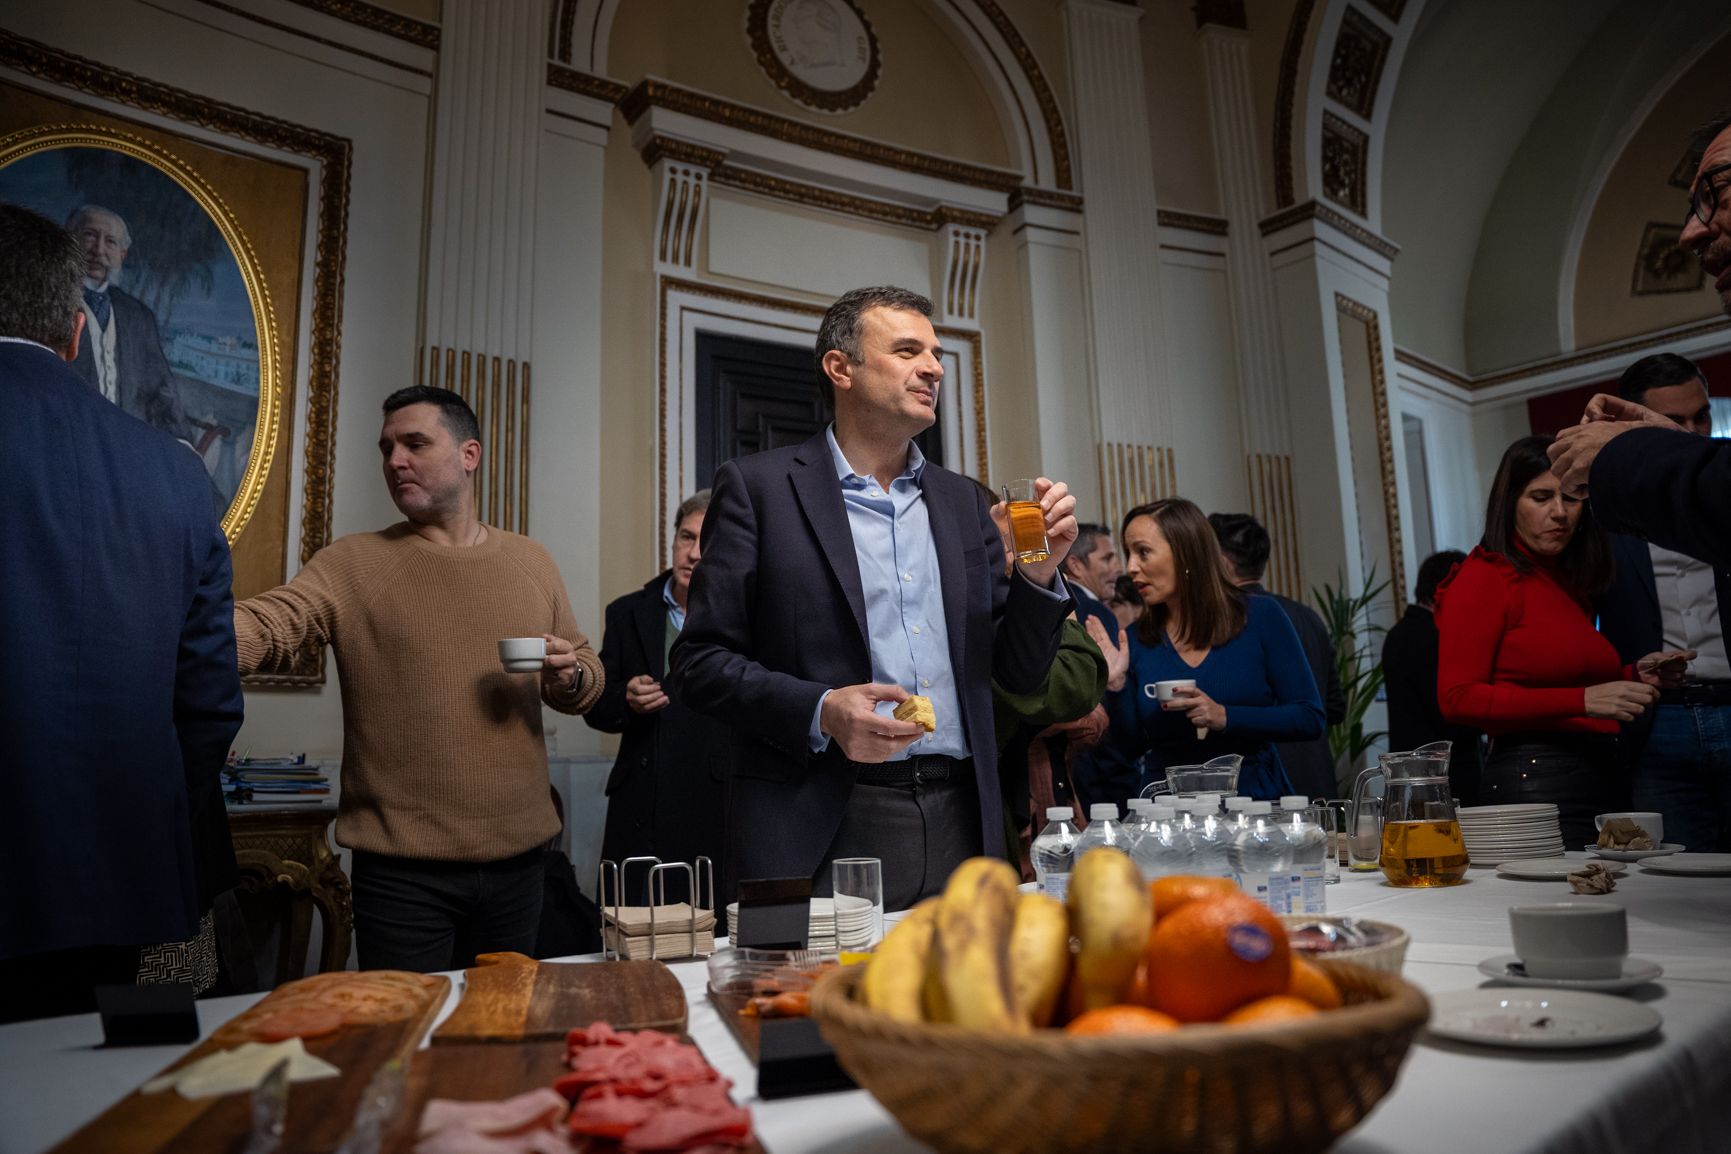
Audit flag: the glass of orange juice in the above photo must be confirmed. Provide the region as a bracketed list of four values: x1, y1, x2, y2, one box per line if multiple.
[1000, 479, 1050, 564]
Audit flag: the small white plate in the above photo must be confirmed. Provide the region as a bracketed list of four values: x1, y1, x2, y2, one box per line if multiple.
[1585, 843, 1685, 862]
[1639, 852, 1731, 876]
[1427, 988, 1662, 1049]
[1495, 858, 1626, 880]
[1476, 954, 1662, 992]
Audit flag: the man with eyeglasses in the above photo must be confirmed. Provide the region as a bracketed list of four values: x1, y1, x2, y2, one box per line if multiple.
[1550, 111, 1731, 571]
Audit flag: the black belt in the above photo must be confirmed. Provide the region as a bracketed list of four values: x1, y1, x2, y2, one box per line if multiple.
[1660, 682, 1731, 706]
[846, 754, 972, 788]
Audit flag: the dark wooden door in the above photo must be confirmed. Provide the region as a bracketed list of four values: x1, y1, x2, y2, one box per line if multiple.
[694, 332, 943, 490]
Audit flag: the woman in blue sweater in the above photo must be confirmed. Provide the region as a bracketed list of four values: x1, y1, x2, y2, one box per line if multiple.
[1103, 499, 1325, 800]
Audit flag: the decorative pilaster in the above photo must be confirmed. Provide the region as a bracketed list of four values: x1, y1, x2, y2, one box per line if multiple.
[419, 0, 546, 532]
[938, 222, 986, 330]
[1062, 0, 1174, 499]
[1197, 18, 1301, 592]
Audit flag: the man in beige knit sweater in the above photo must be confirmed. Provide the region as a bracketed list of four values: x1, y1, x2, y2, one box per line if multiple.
[234, 386, 603, 972]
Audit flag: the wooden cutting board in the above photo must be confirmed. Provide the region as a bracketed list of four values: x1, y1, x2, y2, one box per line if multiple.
[432, 954, 688, 1044]
[49, 975, 449, 1154]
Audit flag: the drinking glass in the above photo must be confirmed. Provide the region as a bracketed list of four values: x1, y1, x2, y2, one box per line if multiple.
[832, 857, 884, 951]
[1348, 797, 1383, 872]
[1000, 479, 1050, 564]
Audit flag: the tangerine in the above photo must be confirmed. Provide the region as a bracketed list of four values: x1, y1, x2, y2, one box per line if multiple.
[1143, 894, 1290, 1023]
[1148, 876, 1240, 923]
[1222, 995, 1320, 1027]
[1064, 1005, 1181, 1036]
[1287, 957, 1342, 1010]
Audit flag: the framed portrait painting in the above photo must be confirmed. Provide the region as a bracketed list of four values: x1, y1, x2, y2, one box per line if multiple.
[0, 34, 351, 686]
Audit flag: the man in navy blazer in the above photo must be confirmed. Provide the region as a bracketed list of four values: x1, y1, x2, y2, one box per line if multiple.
[1595, 353, 1731, 852]
[0, 205, 243, 1022]
[669, 286, 1076, 909]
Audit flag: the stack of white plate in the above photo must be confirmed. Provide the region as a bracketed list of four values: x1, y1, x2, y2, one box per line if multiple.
[1457, 803, 1565, 864]
[725, 897, 841, 952]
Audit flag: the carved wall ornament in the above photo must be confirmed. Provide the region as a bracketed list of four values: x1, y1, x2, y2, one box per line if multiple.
[1326, 5, 1390, 120]
[1631, 222, 1706, 296]
[745, 0, 881, 115]
[1333, 293, 1407, 609]
[1321, 112, 1369, 216]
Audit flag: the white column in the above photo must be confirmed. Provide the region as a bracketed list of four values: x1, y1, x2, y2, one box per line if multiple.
[1062, 0, 1173, 522]
[419, 0, 547, 531]
[1198, 18, 1310, 593]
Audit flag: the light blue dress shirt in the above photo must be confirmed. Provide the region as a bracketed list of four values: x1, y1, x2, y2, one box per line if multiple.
[661, 576, 686, 633]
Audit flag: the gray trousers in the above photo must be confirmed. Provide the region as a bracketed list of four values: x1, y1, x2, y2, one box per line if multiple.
[811, 777, 984, 912]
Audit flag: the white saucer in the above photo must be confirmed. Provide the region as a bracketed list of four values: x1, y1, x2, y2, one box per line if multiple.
[1427, 988, 1662, 1049]
[1495, 858, 1626, 880]
[1639, 852, 1731, 876]
[1476, 954, 1662, 992]
[1585, 843, 1685, 862]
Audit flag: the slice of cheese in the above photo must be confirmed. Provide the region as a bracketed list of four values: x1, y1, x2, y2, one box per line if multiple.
[142, 1037, 341, 1099]
[894, 695, 936, 733]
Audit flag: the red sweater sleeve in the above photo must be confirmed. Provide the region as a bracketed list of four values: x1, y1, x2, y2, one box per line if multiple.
[1434, 555, 1589, 730]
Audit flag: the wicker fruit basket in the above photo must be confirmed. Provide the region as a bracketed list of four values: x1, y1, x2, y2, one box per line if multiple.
[810, 958, 1430, 1154]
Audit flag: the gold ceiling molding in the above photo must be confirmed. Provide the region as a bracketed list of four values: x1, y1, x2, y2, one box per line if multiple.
[641, 134, 727, 170]
[0, 28, 352, 687]
[1008, 186, 1084, 212]
[1156, 208, 1229, 236]
[1259, 199, 1399, 261]
[546, 61, 630, 104]
[1334, 293, 1407, 608]
[550, 0, 577, 63]
[192, 0, 433, 77]
[619, 77, 1026, 193]
[282, 0, 439, 49]
[1394, 316, 1731, 392]
[1273, 0, 1319, 209]
[967, 0, 1074, 191]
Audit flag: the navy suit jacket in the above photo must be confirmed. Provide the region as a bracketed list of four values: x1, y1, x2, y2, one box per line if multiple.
[1595, 531, 1731, 759]
[667, 431, 1071, 886]
[1, 341, 243, 957]
[1590, 426, 1731, 570]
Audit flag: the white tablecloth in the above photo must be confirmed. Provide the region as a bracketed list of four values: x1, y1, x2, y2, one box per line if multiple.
[5, 855, 1731, 1154]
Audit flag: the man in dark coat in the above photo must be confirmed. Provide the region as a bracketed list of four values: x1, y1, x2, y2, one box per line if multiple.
[586, 490, 730, 904]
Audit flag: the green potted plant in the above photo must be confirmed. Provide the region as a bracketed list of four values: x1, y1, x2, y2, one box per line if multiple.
[1314, 567, 1391, 794]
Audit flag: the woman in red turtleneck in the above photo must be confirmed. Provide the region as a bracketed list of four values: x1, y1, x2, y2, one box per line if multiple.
[1435, 435, 1691, 847]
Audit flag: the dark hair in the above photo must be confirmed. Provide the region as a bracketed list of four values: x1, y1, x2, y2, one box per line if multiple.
[1120, 498, 1246, 649]
[1062, 522, 1113, 577]
[1206, 512, 1271, 582]
[1110, 574, 1142, 607]
[1618, 353, 1705, 404]
[0, 203, 84, 351]
[382, 385, 481, 446]
[1414, 549, 1467, 607]
[814, 286, 933, 405]
[1481, 435, 1612, 602]
[674, 488, 711, 527]
[1685, 111, 1731, 174]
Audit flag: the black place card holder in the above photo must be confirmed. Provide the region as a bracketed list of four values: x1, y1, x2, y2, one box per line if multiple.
[96, 983, 200, 1046]
[756, 1017, 856, 1099]
[733, 876, 812, 951]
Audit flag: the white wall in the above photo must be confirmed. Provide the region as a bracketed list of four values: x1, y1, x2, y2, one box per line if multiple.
[1158, 236, 1247, 515]
[1392, 373, 1482, 565]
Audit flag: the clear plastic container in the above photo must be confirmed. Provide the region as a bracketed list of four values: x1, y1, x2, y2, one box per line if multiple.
[1075, 802, 1133, 863]
[1231, 801, 1295, 911]
[1280, 796, 1328, 915]
[1031, 806, 1080, 901]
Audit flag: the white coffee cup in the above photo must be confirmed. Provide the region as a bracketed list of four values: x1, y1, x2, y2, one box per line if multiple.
[1508, 902, 1627, 981]
[1595, 811, 1664, 845]
[498, 636, 547, 672]
[1148, 678, 1197, 702]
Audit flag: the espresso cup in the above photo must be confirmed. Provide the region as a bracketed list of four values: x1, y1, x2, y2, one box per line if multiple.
[498, 636, 547, 672]
[1508, 902, 1627, 981]
[1148, 678, 1197, 702]
[1595, 811, 1664, 845]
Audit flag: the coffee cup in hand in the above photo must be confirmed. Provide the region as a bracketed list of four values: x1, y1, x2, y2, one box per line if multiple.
[498, 636, 547, 672]
[1149, 679, 1205, 740]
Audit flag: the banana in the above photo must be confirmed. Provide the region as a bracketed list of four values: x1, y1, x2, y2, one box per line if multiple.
[860, 898, 939, 1023]
[934, 856, 1025, 1033]
[1067, 847, 1154, 1013]
[1007, 892, 1071, 1028]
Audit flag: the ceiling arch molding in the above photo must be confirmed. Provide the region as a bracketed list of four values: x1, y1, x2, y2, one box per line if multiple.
[552, 0, 1073, 190]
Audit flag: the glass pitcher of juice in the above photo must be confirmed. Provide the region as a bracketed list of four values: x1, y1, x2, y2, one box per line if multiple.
[1351, 746, 1468, 887]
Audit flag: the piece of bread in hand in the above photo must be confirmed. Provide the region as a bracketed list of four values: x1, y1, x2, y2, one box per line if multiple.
[894, 694, 936, 733]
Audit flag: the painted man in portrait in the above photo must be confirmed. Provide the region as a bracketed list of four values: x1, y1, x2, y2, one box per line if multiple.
[65, 204, 200, 456]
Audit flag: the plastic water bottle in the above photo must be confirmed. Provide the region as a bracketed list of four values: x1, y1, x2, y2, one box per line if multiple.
[1188, 805, 1237, 880]
[1074, 803, 1132, 866]
[1031, 806, 1080, 901]
[1223, 797, 1251, 830]
[1280, 796, 1328, 915]
[1232, 801, 1296, 911]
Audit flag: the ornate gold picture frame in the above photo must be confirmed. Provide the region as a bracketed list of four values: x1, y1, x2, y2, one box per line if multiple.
[1, 30, 352, 685]
[0, 125, 283, 542]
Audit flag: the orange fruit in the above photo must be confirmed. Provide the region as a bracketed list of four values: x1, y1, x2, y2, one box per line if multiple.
[1064, 1005, 1181, 1036]
[1143, 894, 1291, 1023]
[1148, 876, 1241, 924]
[1222, 995, 1320, 1027]
[1287, 957, 1342, 1010]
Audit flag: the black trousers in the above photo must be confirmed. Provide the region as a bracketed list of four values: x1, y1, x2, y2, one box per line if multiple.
[350, 846, 545, 973]
[811, 776, 984, 912]
[1482, 732, 1624, 850]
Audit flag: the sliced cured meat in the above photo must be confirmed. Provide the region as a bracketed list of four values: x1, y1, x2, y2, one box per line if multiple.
[414, 1127, 571, 1154]
[618, 1100, 752, 1152]
[567, 1087, 658, 1138]
[251, 1006, 346, 1042]
[418, 1088, 568, 1138]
